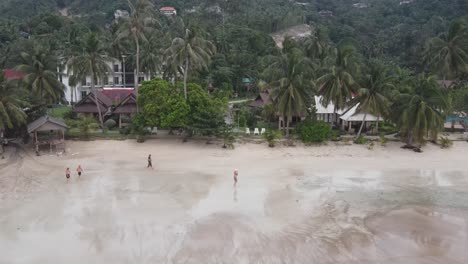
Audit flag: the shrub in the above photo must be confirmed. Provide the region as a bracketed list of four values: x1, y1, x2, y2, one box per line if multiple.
[354, 136, 368, 145]
[79, 117, 99, 138]
[438, 136, 453, 148]
[297, 121, 332, 143]
[330, 129, 342, 141]
[119, 127, 131, 135]
[379, 136, 388, 146]
[263, 130, 282, 147]
[104, 119, 117, 130]
[367, 141, 375, 150]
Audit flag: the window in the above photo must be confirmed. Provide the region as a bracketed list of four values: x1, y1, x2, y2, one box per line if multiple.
[81, 91, 87, 99]
[114, 64, 119, 72]
[138, 76, 145, 83]
[114, 77, 119, 85]
[81, 79, 86, 86]
[104, 77, 109, 85]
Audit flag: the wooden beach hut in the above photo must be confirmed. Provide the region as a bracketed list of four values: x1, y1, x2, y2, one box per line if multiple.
[27, 116, 68, 155]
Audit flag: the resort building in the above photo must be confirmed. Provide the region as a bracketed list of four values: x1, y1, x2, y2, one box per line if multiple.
[160, 7, 177, 16]
[315, 96, 380, 134]
[249, 89, 272, 108]
[59, 57, 150, 105]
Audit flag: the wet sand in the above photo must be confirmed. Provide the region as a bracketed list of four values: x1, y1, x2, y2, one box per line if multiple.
[1, 140, 468, 264]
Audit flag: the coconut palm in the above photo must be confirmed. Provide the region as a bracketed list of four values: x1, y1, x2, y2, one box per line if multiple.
[264, 47, 314, 136]
[165, 24, 216, 99]
[352, 62, 394, 137]
[116, 0, 156, 97]
[15, 44, 64, 103]
[304, 26, 332, 67]
[317, 45, 359, 125]
[391, 74, 450, 146]
[67, 33, 111, 129]
[423, 19, 468, 80]
[0, 72, 27, 131]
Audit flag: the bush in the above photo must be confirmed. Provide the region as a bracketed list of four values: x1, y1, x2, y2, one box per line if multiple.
[119, 127, 131, 135]
[438, 136, 453, 148]
[354, 136, 368, 145]
[263, 130, 282, 147]
[297, 121, 332, 143]
[367, 141, 375, 150]
[104, 119, 117, 130]
[330, 129, 343, 141]
[65, 119, 80, 128]
[379, 136, 388, 146]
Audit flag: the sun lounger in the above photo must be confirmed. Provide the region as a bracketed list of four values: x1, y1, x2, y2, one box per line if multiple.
[254, 128, 260, 135]
[245, 128, 251, 135]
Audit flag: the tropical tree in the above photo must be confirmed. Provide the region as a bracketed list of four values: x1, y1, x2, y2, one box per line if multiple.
[116, 0, 156, 97]
[15, 44, 64, 103]
[352, 62, 394, 137]
[316, 45, 359, 125]
[165, 24, 216, 99]
[423, 19, 468, 80]
[391, 74, 450, 146]
[0, 72, 27, 131]
[263, 46, 314, 136]
[304, 26, 332, 67]
[67, 33, 111, 129]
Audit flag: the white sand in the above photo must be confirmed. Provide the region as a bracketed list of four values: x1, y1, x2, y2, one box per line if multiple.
[1, 139, 468, 263]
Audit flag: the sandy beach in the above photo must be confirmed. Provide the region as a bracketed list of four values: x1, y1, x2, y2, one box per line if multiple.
[1, 139, 468, 264]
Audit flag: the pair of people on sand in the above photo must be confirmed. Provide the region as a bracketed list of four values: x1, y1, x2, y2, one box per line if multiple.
[65, 165, 83, 181]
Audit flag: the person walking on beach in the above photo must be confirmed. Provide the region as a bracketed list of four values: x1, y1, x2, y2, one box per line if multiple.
[147, 154, 153, 169]
[233, 169, 238, 185]
[77, 165, 83, 177]
[65, 168, 71, 182]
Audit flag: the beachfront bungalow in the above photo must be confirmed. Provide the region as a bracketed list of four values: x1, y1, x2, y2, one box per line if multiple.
[314, 96, 381, 134]
[73, 92, 112, 117]
[113, 93, 137, 128]
[249, 89, 272, 108]
[27, 116, 68, 155]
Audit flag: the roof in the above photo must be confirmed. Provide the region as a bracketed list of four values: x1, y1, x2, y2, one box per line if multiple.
[73, 92, 109, 113]
[27, 116, 68, 133]
[438, 80, 455, 89]
[2, 69, 25, 80]
[339, 104, 380, 122]
[113, 94, 137, 114]
[100, 89, 134, 104]
[249, 91, 272, 108]
[314, 96, 346, 115]
[160, 7, 176, 11]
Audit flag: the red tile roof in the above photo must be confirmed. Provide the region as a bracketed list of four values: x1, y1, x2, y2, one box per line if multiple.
[2, 69, 25, 80]
[160, 7, 176, 11]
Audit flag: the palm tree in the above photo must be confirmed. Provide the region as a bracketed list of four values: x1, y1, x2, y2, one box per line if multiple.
[391, 74, 450, 146]
[352, 62, 394, 138]
[116, 0, 156, 97]
[0, 72, 27, 131]
[15, 44, 64, 103]
[139, 35, 165, 79]
[304, 26, 332, 67]
[423, 19, 468, 80]
[264, 47, 314, 136]
[67, 33, 111, 129]
[165, 24, 216, 99]
[317, 45, 359, 125]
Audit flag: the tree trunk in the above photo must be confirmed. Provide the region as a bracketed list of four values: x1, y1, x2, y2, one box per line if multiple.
[91, 72, 104, 129]
[134, 36, 140, 97]
[376, 116, 379, 134]
[357, 113, 367, 138]
[406, 129, 414, 146]
[285, 116, 290, 137]
[183, 57, 189, 100]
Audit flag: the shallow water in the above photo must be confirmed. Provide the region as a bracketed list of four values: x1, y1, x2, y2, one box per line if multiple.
[1, 168, 468, 264]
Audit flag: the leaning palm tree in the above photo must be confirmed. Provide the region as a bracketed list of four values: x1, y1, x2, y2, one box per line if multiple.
[391, 74, 450, 146]
[67, 33, 111, 129]
[15, 44, 64, 103]
[165, 24, 216, 99]
[264, 47, 314, 136]
[352, 62, 394, 138]
[116, 0, 156, 96]
[317, 45, 359, 125]
[423, 19, 468, 80]
[0, 72, 28, 131]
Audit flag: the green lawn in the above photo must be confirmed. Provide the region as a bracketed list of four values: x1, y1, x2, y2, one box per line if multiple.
[47, 106, 72, 119]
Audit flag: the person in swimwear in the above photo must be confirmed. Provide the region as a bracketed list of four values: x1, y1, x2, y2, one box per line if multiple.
[147, 154, 153, 169]
[65, 168, 71, 182]
[77, 165, 83, 177]
[233, 169, 238, 185]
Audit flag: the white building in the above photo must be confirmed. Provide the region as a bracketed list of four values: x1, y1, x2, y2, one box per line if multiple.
[60, 57, 150, 105]
[160, 7, 177, 16]
[314, 96, 380, 134]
